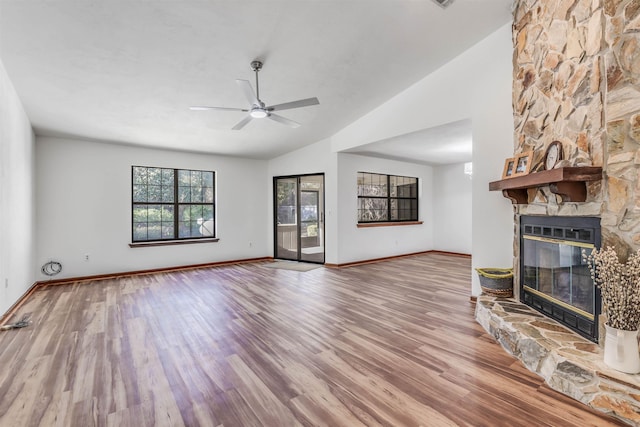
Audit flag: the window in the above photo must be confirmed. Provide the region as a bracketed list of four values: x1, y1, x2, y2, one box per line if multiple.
[132, 166, 215, 242]
[357, 172, 418, 223]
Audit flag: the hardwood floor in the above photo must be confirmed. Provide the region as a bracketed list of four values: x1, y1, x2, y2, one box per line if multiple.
[0, 253, 624, 426]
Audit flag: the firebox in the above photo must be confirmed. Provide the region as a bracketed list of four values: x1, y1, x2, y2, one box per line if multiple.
[520, 216, 601, 342]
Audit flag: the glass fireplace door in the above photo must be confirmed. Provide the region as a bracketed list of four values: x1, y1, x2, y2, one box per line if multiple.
[522, 236, 595, 319]
[520, 215, 601, 342]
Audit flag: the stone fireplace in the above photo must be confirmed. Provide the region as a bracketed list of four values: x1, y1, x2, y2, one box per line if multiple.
[476, 0, 640, 424]
[502, 0, 640, 334]
[509, 0, 640, 254]
[502, 0, 640, 320]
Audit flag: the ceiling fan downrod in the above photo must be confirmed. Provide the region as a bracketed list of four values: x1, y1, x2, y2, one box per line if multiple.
[251, 60, 263, 101]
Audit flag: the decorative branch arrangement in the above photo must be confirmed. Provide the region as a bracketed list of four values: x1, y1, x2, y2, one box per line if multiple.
[584, 247, 640, 331]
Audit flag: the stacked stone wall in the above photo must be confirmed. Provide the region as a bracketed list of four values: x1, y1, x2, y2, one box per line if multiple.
[513, 0, 606, 175]
[602, 0, 640, 257]
[511, 0, 640, 287]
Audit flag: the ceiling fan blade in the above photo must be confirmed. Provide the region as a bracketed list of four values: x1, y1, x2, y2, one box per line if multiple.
[267, 97, 319, 112]
[267, 113, 300, 128]
[189, 106, 248, 112]
[236, 79, 260, 106]
[232, 115, 253, 130]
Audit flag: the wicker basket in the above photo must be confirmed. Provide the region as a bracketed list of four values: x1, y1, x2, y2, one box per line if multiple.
[476, 268, 513, 297]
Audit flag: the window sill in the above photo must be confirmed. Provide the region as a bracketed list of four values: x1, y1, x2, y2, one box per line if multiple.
[129, 238, 220, 248]
[357, 221, 423, 228]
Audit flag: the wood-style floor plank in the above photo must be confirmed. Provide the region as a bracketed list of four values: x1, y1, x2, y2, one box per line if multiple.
[0, 253, 625, 426]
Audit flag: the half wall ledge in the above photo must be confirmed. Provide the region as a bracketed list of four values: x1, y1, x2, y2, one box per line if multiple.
[488, 167, 602, 204]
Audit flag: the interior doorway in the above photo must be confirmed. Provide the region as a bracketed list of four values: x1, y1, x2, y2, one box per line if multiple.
[274, 174, 325, 263]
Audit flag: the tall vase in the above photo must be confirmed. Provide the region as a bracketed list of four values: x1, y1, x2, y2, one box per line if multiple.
[603, 324, 640, 374]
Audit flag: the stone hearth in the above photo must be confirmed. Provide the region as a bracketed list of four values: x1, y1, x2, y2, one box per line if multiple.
[476, 295, 640, 426]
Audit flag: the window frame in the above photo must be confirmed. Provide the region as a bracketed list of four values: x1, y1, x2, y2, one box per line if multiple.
[357, 172, 419, 224]
[131, 166, 216, 244]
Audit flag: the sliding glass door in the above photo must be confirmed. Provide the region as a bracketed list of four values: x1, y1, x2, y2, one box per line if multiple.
[274, 174, 324, 263]
[275, 177, 299, 260]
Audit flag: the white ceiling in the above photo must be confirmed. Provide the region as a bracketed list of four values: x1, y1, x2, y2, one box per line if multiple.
[344, 118, 472, 165]
[0, 0, 512, 162]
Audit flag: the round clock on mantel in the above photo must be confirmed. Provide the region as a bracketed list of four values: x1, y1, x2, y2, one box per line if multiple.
[544, 141, 563, 170]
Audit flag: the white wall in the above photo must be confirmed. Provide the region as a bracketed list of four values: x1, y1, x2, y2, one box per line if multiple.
[336, 153, 433, 264]
[36, 137, 269, 281]
[0, 59, 36, 314]
[330, 24, 514, 293]
[18, 23, 513, 305]
[267, 138, 339, 263]
[469, 25, 515, 295]
[433, 163, 472, 254]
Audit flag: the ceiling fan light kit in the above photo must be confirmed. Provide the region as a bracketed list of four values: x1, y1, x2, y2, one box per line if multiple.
[249, 108, 268, 119]
[190, 60, 319, 130]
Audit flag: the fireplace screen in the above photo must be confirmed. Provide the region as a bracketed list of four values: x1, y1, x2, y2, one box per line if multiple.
[522, 236, 594, 319]
[520, 216, 601, 342]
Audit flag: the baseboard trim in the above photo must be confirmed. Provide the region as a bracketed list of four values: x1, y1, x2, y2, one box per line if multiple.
[429, 250, 471, 258]
[36, 256, 274, 288]
[325, 250, 470, 268]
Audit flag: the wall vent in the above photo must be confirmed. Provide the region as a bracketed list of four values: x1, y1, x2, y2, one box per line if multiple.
[432, 0, 454, 8]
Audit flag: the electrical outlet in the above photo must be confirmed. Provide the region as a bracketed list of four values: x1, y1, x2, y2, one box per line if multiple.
[84, 254, 90, 262]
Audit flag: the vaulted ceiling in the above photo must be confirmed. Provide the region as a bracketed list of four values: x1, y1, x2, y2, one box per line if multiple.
[0, 0, 512, 161]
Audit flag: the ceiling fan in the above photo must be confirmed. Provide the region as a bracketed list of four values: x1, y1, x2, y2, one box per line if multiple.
[190, 60, 320, 130]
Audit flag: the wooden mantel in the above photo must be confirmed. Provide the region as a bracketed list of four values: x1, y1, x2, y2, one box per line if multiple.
[489, 166, 602, 204]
